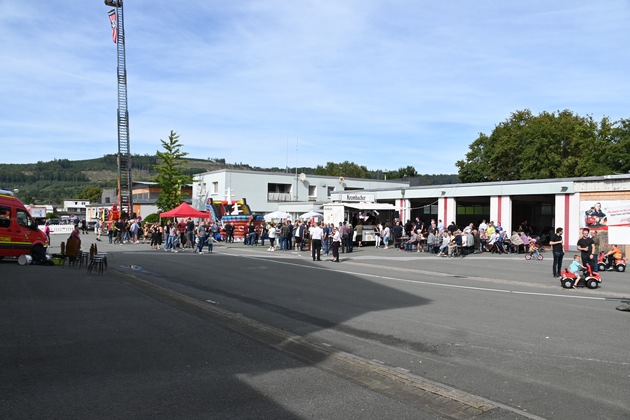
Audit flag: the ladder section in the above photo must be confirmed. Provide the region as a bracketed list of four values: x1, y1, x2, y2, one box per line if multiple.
[113, 3, 132, 218]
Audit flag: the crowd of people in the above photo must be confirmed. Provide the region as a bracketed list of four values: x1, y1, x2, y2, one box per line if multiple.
[365, 217, 545, 258]
[82, 216, 623, 275]
[96, 217, 222, 254]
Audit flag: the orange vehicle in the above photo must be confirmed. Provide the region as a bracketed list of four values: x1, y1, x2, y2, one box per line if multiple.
[0, 189, 48, 262]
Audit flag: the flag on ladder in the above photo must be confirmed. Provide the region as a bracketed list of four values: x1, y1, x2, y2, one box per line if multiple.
[108, 9, 118, 43]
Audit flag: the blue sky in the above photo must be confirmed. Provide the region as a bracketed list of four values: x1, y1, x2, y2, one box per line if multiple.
[1, 1, 629, 174]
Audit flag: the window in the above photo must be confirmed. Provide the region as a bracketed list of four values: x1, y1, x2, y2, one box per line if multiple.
[308, 185, 316, 200]
[456, 204, 490, 215]
[327, 187, 335, 197]
[420, 204, 438, 215]
[17, 209, 35, 228]
[211, 182, 219, 194]
[268, 183, 293, 202]
[0, 205, 10, 228]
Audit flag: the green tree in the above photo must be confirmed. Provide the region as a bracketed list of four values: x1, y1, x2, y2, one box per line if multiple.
[388, 165, 418, 179]
[79, 185, 103, 203]
[456, 109, 627, 182]
[599, 118, 630, 174]
[314, 161, 371, 178]
[154, 130, 193, 213]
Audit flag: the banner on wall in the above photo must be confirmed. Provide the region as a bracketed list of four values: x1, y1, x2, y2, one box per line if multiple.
[580, 200, 630, 230]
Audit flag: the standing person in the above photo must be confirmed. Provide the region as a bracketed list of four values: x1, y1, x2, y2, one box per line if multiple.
[374, 222, 382, 248]
[355, 222, 363, 247]
[113, 218, 124, 245]
[382, 223, 391, 249]
[225, 222, 234, 243]
[310, 222, 324, 261]
[95, 219, 102, 242]
[276, 222, 285, 251]
[591, 230, 600, 257]
[296, 220, 306, 251]
[284, 220, 293, 250]
[322, 223, 330, 255]
[267, 223, 277, 251]
[331, 226, 341, 262]
[44, 221, 53, 245]
[204, 222, 213, 253]
[196, 222, 206, 254]
[185, 218, 195, 249]
[393, 221, 403, 249]
[340, 222, 348, 253]
[549, 227, 565, 278]
[246, 222, 256, 246]
[130, 219, 139, 243]
[577, 228, 596, 273]
[346, 223, 354, 253]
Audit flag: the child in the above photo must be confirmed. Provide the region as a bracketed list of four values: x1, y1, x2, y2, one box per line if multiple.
[569, 255, 585, 288]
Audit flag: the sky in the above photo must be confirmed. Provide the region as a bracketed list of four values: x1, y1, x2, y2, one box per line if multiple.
[1, 1, 629, 174]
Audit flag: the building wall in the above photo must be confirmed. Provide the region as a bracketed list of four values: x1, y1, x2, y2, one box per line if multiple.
[192, 170, 408, 214]
[331, 175, 630, 252]
[575, 180, 630, 254]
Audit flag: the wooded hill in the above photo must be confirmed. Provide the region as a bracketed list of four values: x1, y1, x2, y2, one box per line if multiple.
[0, 154, 458, 204]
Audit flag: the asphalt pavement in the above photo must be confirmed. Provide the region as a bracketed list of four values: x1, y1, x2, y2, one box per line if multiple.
[1, 232, 628, 419]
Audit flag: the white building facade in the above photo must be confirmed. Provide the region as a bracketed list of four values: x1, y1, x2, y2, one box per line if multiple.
[329, 174, 630, 252]
[192, 169, 409, 217]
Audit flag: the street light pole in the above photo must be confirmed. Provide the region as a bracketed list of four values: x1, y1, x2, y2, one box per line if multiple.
[105, 0, 133, 219]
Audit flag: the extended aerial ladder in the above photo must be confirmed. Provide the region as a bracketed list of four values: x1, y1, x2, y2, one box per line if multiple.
[105, 0, 133, 219]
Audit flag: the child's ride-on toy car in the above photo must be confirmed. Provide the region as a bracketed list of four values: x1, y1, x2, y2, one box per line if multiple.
[597, 251, 626, 272]
[560, 264, 602, 289]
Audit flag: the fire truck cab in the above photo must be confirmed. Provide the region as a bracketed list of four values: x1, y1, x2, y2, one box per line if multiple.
[0, 189, 48, 261]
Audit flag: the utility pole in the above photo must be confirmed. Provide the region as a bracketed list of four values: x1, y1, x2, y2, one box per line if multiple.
[105, 0, 133, 219]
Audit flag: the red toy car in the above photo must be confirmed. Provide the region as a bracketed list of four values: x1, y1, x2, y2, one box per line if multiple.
[560, 264, 602, 289]
[597, 251, 626, 272]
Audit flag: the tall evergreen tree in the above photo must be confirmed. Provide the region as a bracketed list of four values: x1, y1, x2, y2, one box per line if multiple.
[154, 130, 192, 213]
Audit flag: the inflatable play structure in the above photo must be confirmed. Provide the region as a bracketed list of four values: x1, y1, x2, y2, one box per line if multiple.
[205, 189, 263, 240]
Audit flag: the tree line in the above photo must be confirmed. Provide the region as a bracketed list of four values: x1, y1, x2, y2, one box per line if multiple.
[456, 109, 630, 182]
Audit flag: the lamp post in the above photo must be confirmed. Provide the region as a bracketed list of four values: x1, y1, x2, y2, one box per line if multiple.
[104, 0, 133, 219]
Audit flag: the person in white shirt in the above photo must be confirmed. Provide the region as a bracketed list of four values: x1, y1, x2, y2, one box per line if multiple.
[374, 222, 382, 248]
[310, 222, 324, 261]
[382, 224, 391, 249]
[331, 227, 341, 262]
[267, 223, 277, 251]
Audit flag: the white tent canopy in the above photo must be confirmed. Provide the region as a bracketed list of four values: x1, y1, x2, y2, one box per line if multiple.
[299, 211, 323, 220]
[264, 210, 292, 222]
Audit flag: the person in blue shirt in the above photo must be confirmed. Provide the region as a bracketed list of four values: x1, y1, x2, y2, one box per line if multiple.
[569, 255, 585, 288]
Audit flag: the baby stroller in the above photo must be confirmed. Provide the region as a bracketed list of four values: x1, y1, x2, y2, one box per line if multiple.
[525, 240, 543, 260]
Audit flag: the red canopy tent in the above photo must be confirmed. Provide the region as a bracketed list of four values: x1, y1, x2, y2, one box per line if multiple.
[160, 202, 210, 219]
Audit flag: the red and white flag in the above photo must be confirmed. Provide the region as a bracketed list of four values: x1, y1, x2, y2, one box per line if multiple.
[108, 9, 118, 43]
